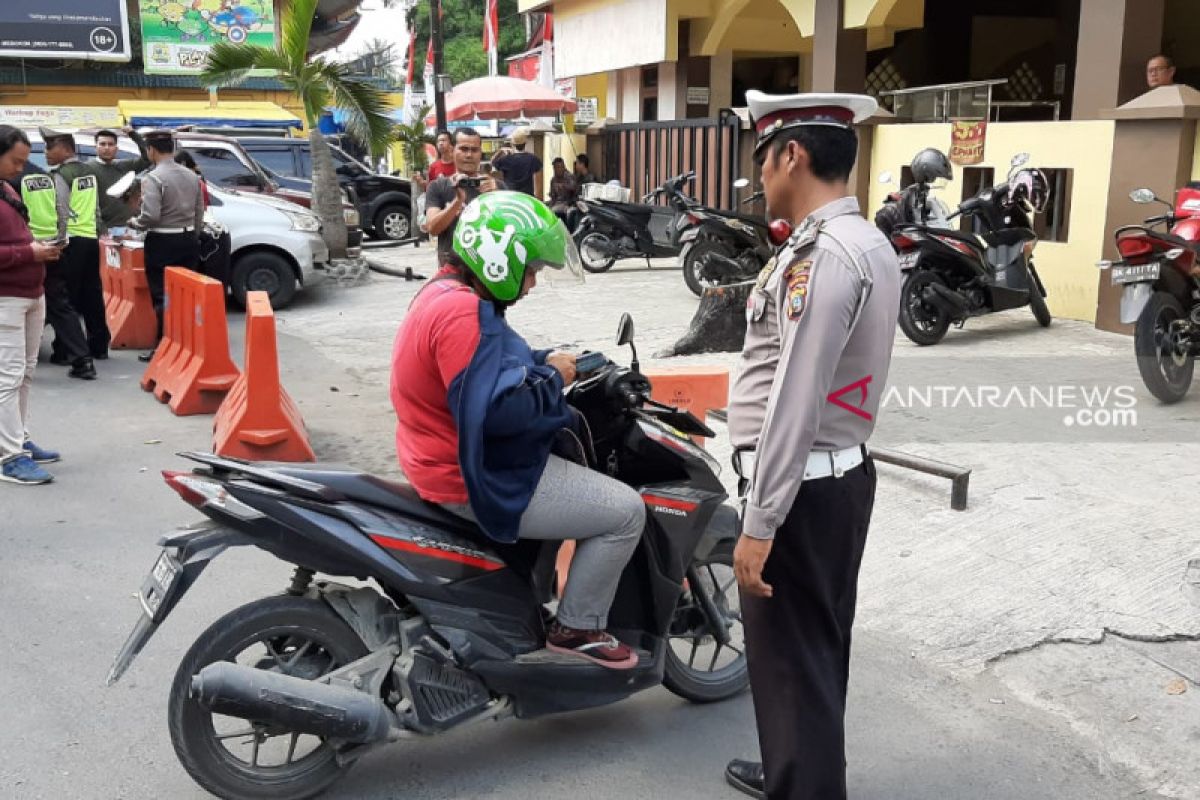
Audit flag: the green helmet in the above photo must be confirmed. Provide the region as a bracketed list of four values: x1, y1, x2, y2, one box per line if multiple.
[453, 191, 577, 302]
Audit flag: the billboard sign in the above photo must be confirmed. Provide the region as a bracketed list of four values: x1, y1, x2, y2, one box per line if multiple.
[1, 0, 131, 61]
[138, 0, 277, 76]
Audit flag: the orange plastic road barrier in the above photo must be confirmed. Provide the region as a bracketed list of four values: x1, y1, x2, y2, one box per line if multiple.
[641, 365, 730, 444]
[100, 239, 158, 350]
[141, 267, 240, 415]
[212, 291, 315, 462]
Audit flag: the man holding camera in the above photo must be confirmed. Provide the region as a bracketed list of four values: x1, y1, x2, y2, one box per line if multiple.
[424, 128, 504, 263]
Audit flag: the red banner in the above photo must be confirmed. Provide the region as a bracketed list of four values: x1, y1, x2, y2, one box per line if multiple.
[507, 53, 540, 81]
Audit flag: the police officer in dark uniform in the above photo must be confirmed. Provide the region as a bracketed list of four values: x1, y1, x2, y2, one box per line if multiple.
[126, 130, 204, 361]
[723, 91, 902, 800]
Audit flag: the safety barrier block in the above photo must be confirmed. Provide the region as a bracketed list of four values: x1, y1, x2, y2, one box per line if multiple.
[141, 267, 240, 416]
[641, 365, 730, 445]
[212, 291, 315, 462]
[101, 240, 158, 350]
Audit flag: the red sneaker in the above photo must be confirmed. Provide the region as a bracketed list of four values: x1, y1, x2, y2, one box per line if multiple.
[546, 622, 639, 670]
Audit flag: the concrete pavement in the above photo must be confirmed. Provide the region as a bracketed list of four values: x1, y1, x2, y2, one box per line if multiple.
[0, 243, 1192, 797]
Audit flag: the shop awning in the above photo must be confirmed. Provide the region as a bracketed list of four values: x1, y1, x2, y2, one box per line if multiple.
[118, 100, 303, 130]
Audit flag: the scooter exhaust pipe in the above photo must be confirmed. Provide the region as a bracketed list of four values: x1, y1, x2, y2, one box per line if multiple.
[923, 283, 970, 316]
[190, 662, 395, 744]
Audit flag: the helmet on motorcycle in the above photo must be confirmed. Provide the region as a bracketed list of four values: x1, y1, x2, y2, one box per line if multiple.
[452, 191, 584, 302]
[1010, 168, 1050, 214]
[910, 148, 953, 184]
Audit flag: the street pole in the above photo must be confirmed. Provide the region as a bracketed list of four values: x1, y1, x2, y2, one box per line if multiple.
[431, 0, 447, 131]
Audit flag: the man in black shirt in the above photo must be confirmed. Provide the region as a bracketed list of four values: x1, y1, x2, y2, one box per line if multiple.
[493, 128, 542, 196]
[574, 153, 598, 187]
[424, 128, 503, 262]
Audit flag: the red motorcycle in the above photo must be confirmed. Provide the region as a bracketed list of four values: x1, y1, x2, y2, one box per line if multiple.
[1099, 185, 1200, 402]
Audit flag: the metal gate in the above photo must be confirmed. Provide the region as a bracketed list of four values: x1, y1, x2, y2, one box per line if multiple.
[601, 113, 742, 211]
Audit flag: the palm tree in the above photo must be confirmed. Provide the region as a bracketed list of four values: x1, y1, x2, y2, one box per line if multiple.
[200, 0, 393, 259]
[393, 104, 433, 177]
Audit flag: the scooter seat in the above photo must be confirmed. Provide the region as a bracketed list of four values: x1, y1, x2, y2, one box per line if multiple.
[268, 463, 480, 536]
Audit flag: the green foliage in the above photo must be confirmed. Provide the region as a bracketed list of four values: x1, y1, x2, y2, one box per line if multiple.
[394, 104, 434, 175]
[200, 0, 394, 157]
[408, 0, 527, 85]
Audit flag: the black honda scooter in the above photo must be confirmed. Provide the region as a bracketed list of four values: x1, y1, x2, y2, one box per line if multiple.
[574, 172, 698, 272]
[887, 153, 1053, 345]
[108, 314, 745, 800]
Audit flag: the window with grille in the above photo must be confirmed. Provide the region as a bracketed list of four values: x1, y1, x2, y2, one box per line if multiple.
[1033, 168, 1071, 243]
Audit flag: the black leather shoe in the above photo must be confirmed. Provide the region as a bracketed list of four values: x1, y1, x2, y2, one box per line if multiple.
[138, 351, 155, 363]
[725, 760, 765, 799]
[68, 358, 97, 381]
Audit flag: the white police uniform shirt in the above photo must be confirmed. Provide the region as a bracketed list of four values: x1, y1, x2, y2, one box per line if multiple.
[727, 196, 901, 540]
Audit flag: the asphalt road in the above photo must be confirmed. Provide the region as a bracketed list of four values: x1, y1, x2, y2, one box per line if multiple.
[0, 341, 1156, 799]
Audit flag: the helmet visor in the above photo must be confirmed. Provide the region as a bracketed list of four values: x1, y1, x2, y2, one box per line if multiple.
[530, 220, 586, 289]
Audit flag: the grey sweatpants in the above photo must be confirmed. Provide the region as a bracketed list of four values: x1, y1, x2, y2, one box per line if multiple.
[445, 455, 645, 629]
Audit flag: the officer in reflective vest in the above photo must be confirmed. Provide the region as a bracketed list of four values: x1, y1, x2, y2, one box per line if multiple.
[41, 126, 109, 365]
[15, 161, 92, 379]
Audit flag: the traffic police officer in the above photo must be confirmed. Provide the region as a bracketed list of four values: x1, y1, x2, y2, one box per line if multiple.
[41, 127, 110, 362]
[723, 91, 901, 800]
[127, 130, 204, 361]
[15, 161, 94, 380]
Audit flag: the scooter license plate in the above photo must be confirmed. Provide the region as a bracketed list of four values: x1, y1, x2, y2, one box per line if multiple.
[139, 550, 182, 621]
[1111, 262, 1160, 285]
[898, 251, 920, 269]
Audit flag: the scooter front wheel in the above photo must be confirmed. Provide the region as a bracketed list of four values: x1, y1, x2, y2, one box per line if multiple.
[663, 543, 749, 703]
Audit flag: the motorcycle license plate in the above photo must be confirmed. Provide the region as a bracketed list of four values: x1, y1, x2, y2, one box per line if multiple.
[139, 550, 182, 621]
[898, 251, 920, 269]
[1111, 262, 1160, 285]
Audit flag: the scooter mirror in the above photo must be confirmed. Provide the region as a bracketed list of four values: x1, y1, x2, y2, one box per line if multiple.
[616, 313, 635, 346]
[1129, 188, 1158, 204]
[879, 172, 895, 185]
[733, 178, 750, 189]
[1010, 153, 1031, 168]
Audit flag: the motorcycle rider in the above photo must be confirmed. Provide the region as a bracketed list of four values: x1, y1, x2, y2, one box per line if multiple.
[390, 191, 645, 669]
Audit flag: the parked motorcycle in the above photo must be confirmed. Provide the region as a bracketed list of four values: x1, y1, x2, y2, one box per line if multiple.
[107, 314, 746, 800]
[887, 153, 1053, 346]
[1097, 185, 1200, 402]
[574, 173, 698, 272]
[676, 178, 775, 297]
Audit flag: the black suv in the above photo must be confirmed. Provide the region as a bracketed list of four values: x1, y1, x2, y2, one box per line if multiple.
[239, 137, 414, 241]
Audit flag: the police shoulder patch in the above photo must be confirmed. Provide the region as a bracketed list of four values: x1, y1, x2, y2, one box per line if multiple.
[784, 259, 813, 320]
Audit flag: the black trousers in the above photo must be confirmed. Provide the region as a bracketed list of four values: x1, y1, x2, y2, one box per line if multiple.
[62, 236, 108, 357]
[742, 456, 877, 800]
[44, 263, 89, 363]
[145, 231, 200, 341]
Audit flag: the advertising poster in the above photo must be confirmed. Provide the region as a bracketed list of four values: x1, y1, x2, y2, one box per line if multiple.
[139, 0, 276, 76]
[949, 120, 987, 166]
[1, 0, 130, 61]
[0, 106, 122, 128]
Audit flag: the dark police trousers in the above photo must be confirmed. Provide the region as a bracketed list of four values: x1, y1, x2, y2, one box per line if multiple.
[44, 263, 89, 363]
[144, 231, 200, 341]
[741, 456, 877, 800]
[61, 236, 108, 357]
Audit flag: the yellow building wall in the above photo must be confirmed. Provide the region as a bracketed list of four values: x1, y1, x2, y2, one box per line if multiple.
[0, 84, 307, 129]
[870, 121, 1117, 323]
[575, 73, 608, 121]
[1191, 125, 1200, 182]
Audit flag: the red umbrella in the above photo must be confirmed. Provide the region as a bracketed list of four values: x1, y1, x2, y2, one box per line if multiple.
[426, 76, 577, 123]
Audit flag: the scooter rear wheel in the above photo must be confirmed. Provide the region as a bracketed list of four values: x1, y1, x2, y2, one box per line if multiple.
[168, 596, 369, 800]
[576, 230, 617, 273]
[681, 239, 733, 297]
[898, 270, 952, 346]
[663, 544, 749, 703]
[1135, 291, 1195, 404]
